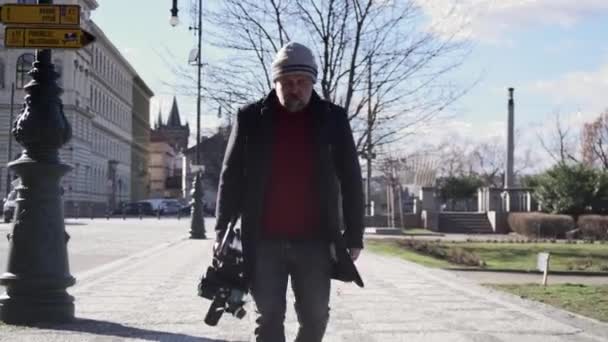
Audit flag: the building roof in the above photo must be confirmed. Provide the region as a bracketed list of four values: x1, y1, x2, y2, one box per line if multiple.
[167, 97, 182, 127]
[155, 109, 163, 129]
[134, 76, 154, 97]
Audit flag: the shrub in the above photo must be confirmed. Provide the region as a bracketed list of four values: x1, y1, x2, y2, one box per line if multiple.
[396, 239, 483, 267]
[446, 247, 484, 267]
[577, 215, 608, 241]
[534, 163, 608, 215]
[507, 212, 575, 238]
[436, 175, 483, 203]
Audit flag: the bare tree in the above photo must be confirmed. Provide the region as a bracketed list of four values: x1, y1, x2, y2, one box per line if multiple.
[470, 139, 503, 187]
[204, 0, 290, 95]
[294, 0, 471, 152]
[162, 0, 471, 162]
[433, 133, 533, 187]
[538, 112, 580, 165]
[433, 137, 476, 179]
[582, 109, 608, 170]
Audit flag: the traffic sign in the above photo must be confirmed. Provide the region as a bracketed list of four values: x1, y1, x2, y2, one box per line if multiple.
[0, 4, 80, 26]
[4, 27, 95, 49]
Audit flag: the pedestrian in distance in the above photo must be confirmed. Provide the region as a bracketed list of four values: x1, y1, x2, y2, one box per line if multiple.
[214, 41, 365, 342]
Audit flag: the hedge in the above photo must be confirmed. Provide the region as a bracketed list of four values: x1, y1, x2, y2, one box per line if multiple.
[577, 215, 608, 240]
[508, 212, 575, 238]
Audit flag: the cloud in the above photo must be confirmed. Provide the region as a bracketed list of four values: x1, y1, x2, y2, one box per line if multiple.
[419, 118, 506, 142]
[415, 0, 608, 43]
[525, 62, 608, 113]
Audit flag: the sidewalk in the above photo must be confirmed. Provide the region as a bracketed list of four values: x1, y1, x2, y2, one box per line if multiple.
[1, 236, 607, 341]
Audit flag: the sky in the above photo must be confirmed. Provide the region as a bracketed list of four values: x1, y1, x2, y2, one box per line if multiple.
[91, 0, 608, 164]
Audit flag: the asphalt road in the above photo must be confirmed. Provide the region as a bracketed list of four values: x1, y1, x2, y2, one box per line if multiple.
[0, 217, 216, 276]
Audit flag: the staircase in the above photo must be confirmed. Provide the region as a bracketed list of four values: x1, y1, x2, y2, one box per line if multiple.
[438, 212, 494, 234]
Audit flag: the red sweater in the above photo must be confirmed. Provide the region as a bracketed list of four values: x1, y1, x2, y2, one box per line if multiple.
[260, 104, 320, 239]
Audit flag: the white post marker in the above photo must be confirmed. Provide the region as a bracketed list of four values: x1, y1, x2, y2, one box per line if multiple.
[537, 252, 550, 286]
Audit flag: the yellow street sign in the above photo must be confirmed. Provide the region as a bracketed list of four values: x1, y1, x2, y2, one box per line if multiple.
[4, 27, 95, 49]
[0, 4, 80, 26]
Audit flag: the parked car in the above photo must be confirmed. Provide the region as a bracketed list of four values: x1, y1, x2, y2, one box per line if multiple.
[161, 200, 182, 215]
[113, 202, 155, 216]
[178, 202, 215, 217]
[141, 198, 184, 215]
[3, 190, 17, 223]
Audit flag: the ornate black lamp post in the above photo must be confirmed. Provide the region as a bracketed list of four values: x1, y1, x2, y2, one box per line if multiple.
[189, 173, 206, 239]
[0, 0, 75, 324]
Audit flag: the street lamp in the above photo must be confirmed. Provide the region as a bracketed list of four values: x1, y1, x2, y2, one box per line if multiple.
[170, 0, 206, 239]
[169, 0, 179, 27]
[169, 0, 202, 166]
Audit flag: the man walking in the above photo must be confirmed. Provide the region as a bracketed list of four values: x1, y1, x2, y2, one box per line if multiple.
[214, 42, 364, 342]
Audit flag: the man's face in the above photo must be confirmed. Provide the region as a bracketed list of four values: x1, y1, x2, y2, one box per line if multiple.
[275, 73, 314, 112]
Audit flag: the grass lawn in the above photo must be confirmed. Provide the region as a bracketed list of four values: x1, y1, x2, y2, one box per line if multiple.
[458, 242, 608, 272]
[366, 239, 453, 268]
[366, 239, 608, 272]
[488, 284, 608, 322]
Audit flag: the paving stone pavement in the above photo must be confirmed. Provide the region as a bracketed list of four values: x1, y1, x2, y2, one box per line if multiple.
[0, 236, 607, 342]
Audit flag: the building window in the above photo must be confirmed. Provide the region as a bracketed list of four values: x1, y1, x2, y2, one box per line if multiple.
[0, 59, 5, 89]
[16, 53, 35, 89]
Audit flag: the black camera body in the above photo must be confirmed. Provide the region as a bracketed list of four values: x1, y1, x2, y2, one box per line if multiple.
[198, 224, 248, 326]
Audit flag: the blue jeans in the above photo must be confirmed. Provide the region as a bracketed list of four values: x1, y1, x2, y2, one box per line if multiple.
[251, 239, 332, 342]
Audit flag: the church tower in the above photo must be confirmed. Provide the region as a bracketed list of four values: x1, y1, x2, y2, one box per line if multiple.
[154, 97, 190, 152]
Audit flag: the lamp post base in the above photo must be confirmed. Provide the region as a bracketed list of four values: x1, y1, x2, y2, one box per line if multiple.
[0, 158, 75, 325]
[0, 274, 75, 324]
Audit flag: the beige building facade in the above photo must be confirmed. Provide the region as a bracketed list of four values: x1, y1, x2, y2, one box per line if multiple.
[0, 0, 154, 215]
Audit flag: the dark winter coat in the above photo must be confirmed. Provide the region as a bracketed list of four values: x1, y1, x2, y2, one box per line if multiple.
[214, 90, 365, 287]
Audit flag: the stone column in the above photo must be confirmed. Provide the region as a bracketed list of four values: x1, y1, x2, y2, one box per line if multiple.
[478, 187, 486, 213]
[419, 187, 438, 231]
[505, 88, 515, 189]
[420, 187, 437, 212]
[526, 191, 532, 212]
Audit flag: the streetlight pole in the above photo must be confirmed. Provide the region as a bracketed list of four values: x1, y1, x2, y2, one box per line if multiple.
[170, 0, 206, 239]
[0, 0, 75, 324]
[191, 0, 206, 238]
[366, 55, 373, 217]
[195, 0, 202, 166]
[169, 0, 201, 165]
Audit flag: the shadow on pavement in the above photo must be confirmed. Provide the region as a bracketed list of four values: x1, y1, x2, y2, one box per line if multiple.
[32, 318, 242, 342]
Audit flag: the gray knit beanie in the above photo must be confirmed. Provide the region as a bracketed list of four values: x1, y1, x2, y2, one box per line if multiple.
[271, 42, 318, 83]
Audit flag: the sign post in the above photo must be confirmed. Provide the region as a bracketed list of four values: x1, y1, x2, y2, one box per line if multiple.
[537, 252, 550, 286]
[0, 4, 80, 25]
[5, 26, 95, 49]
[1, 4, 95, 49]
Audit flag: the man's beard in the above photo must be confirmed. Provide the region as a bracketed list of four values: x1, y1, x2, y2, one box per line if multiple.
[283, 96, 306, 112]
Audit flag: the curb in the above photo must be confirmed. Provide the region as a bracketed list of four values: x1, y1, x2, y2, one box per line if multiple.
[444, 267, 608, 276]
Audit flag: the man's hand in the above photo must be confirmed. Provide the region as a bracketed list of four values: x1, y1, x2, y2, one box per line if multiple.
[348, 248, 362, 262]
